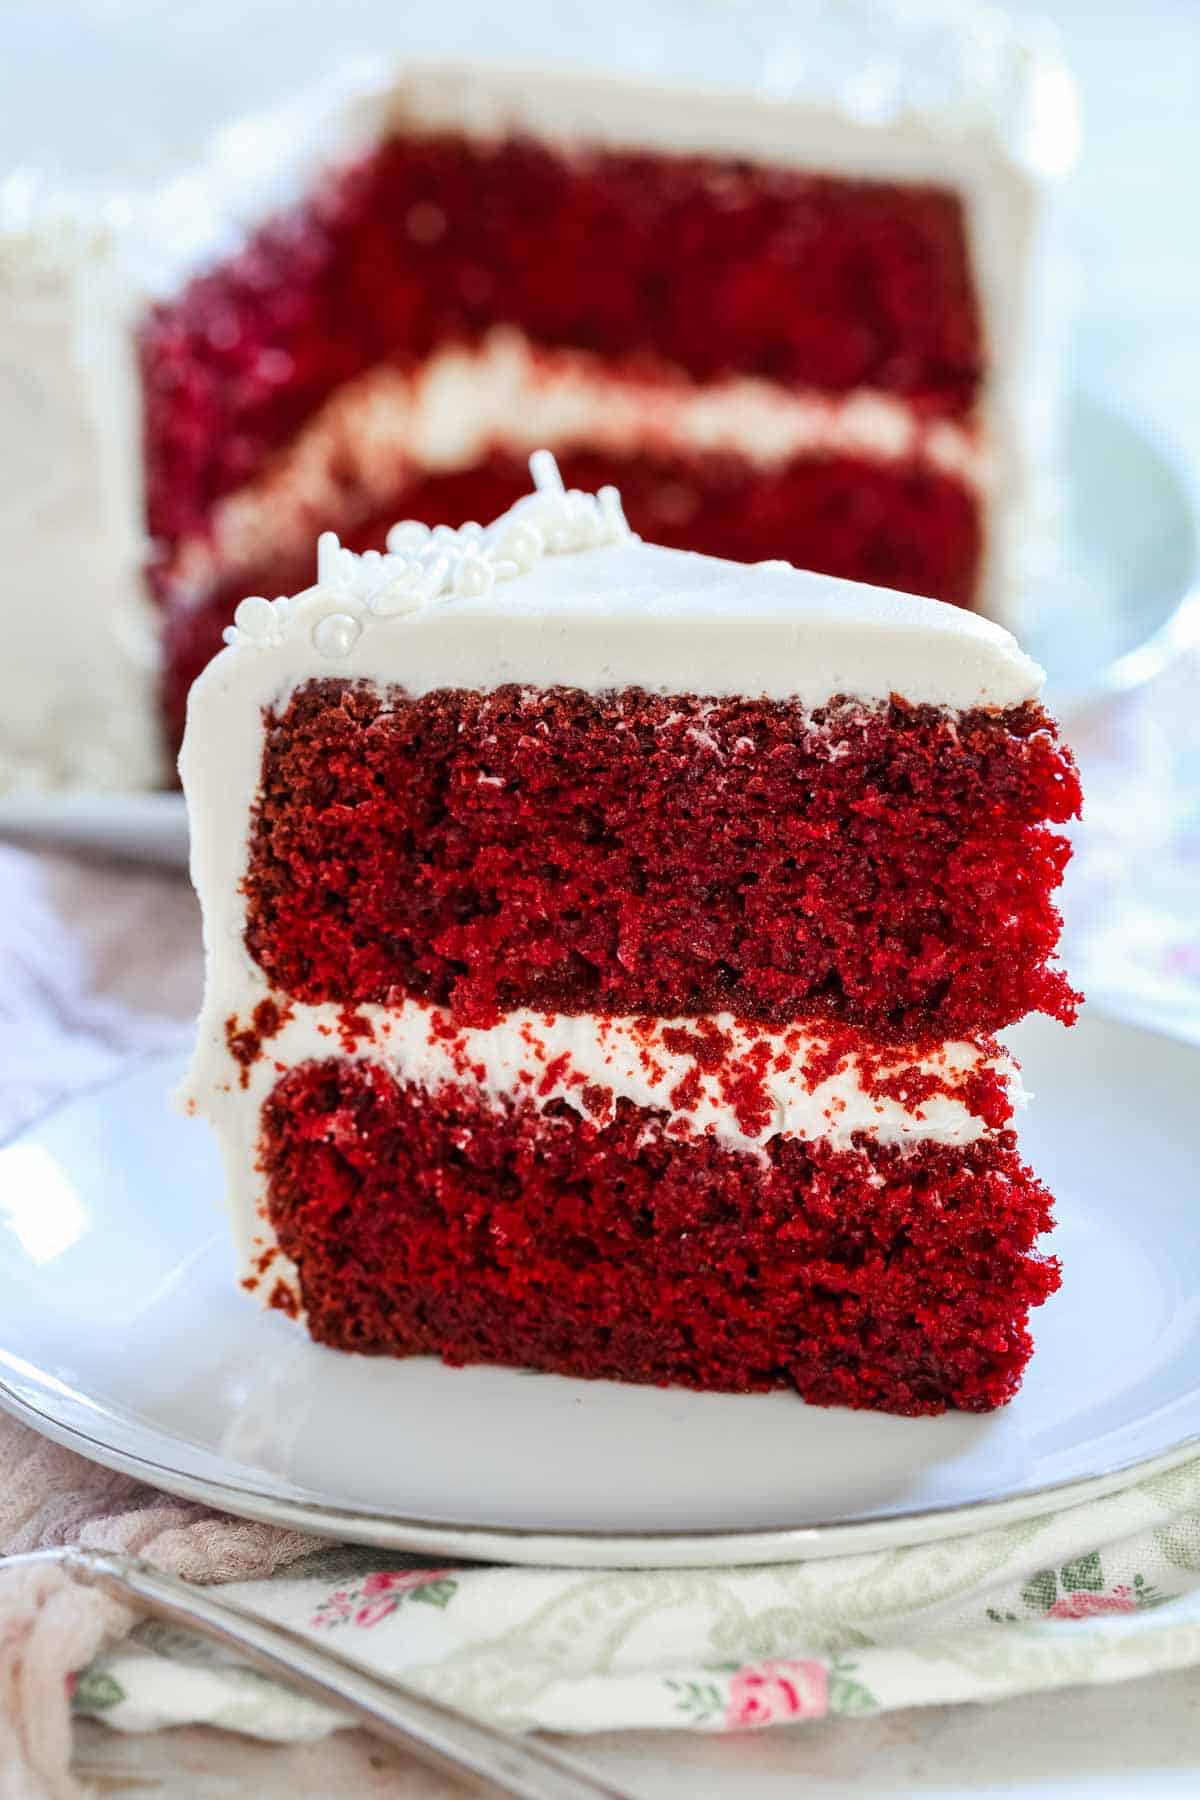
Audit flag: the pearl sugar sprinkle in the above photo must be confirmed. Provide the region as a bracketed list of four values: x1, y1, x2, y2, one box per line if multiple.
[311, 611, 362, 659]
[233, 453, 633, 658]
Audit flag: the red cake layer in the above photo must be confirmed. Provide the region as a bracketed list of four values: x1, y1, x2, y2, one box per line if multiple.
[259, 1060, 1059, 1416]
[244, 682, 1080, 1041]
[140, 129, 982, 567]
[161, 447, 982, 747]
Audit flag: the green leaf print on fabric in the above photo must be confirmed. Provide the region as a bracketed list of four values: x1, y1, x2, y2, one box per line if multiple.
[665, 1678, 725, 1725]
[71, 1669, 124, 1712]
[827, 1655, 878, 1716]
[1022, 1569, 1059, 1611]
[1061, 1552, 1104, 1593]
[409, 1578, 458, 1610]
[1014, 1555, 1161, 1622]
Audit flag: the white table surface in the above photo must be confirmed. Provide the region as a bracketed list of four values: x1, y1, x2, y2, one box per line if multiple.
[6, 0, 1199, 1792]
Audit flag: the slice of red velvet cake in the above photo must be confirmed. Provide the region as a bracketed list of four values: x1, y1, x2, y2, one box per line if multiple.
[180, 453, 1080, 1416]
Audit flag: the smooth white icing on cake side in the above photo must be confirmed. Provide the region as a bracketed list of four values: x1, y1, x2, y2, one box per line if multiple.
[0, 180, 163, 791]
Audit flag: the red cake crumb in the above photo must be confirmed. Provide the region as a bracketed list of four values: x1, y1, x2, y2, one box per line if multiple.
[159, 447, 982, 749]
[141, 130, 981, 567]
[267, 1279, 300, 1319]
[261, 1060, 1060, 1416]
[243, 681, 1080, 1041]
[225, 997, 293, 1087]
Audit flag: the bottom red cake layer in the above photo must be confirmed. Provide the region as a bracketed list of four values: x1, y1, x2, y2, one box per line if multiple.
[160, 445, 981, 753]
[259, 1059, 1059, 1417]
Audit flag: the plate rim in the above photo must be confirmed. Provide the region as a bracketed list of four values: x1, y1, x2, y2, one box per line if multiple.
[2, 1009, 1199, 1568]
[2, 1370, 1199, 1570]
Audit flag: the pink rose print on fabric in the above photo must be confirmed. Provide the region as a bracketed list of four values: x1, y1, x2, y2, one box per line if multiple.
[313, 1588, 354, 1625]
[1046, 1585, 1139, 1621]
[312, 1567, 458, 1629]
[354, 1568, 457, 1627]
[725, 1658, 830, 1729]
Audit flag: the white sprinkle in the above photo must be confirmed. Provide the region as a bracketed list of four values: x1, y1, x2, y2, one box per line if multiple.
[418, 552, 453, 602]
[232, 595, 276, 640]
[368, 573, 426, 617]
[312, 612, 362, 658]
[316, 531, 341, 584]
[245, 451, 636, 649]
[497, 520, 544, 572]
[453, 554, 496, 599]
[598, 485, 631, 538]
[530, 449, 565, 494]
[386, 520, 431, 553]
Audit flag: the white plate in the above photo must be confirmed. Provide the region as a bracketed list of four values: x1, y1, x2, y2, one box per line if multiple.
[0, 392, 1196, 870]
[1, 1010, 1198, 1568]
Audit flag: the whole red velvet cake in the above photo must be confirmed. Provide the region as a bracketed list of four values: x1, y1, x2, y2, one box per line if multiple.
[0, 19, 1079, 795]
[180, 453, 1080, 1415]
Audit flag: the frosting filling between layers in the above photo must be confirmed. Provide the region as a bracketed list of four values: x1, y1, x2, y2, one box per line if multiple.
[221, 995, 1023, 1156]
[160, 329, 987, 602]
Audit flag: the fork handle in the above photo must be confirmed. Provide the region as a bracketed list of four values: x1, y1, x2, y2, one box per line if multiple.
[39, 1548, 637, 1800]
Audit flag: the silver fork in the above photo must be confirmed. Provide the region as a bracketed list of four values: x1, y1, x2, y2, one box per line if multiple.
[7, 1548, 637, 1800]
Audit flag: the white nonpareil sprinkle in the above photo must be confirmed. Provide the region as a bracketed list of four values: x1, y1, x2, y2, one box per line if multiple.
[224, 451, 635, 655]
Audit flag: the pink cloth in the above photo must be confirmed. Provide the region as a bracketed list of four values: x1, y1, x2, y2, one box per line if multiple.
[0, 1423, 318, 1798]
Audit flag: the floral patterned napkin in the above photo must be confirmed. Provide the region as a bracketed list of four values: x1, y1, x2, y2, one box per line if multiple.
[4, 637, 1200, 1754]
[72, 1457, 1200, 1739]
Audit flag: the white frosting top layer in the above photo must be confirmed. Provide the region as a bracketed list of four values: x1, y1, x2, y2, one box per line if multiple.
[199, 454, 1043, 715]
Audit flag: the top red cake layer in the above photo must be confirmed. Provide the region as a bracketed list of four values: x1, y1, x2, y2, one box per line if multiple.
[243, 681, 1079, 1041]
[140, 130, 982, 562]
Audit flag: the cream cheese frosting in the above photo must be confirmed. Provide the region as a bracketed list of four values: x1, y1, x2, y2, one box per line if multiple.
[188, 986, 1023, 1284]
[165, 329, 988, 604]
[215, 996, 1024, 1156]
